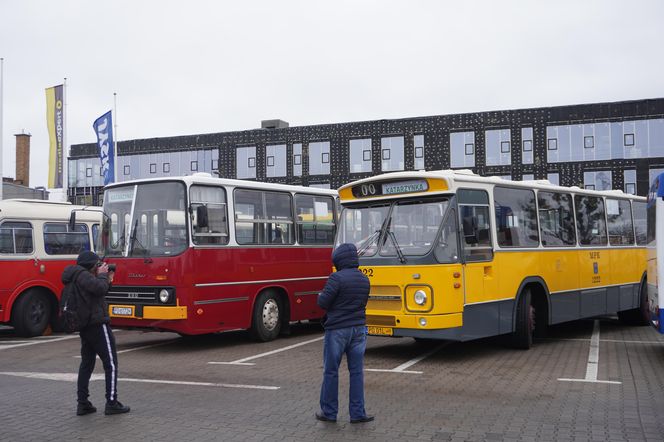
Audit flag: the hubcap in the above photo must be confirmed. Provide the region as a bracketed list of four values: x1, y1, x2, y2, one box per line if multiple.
[262, 299, 279, 331]
[30, 299, 46, 325]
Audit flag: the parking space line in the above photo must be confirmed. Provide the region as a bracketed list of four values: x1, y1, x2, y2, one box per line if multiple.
[558, 320, 622, 385]
[0, 335, 79, 351]
[73, 339, 180, 359]
[0, 371, 279, 390]
[208, 336, 324, 366]
[366, 342, 448, 374]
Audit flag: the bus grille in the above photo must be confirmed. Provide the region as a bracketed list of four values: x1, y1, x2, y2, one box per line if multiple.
[368, 285, 402, 312]
[366, 315, 396, 327]
[106, 286, 159, 305]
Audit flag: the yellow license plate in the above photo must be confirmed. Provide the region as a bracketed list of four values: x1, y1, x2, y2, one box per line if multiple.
[367, 326, 393, 336]
[111, 306, 134, 317]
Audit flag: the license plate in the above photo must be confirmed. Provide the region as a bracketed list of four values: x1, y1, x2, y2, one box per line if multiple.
[111, 306, 134, 317]
[367, 326, 393, 336]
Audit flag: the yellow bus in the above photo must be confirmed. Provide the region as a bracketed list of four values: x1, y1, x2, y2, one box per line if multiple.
[336, 170, 648, 348]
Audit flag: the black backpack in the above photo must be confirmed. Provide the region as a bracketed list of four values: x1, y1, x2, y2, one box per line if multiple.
[59, 270, 91, 333]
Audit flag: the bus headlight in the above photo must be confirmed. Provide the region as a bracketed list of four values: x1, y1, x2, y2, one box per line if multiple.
[159, 289, 171, 303]
[414, 290, 427, 305]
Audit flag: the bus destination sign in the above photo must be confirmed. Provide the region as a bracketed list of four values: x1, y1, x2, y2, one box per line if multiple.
[351, 179, 429, 198]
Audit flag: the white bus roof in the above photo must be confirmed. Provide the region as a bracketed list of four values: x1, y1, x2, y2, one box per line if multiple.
[104, 173, 338, 197]
[0, 199, 103, 222]
[338, 169, 645, 201]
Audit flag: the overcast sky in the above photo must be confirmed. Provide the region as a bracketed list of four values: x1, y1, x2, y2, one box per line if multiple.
[1, 0, 663, 189]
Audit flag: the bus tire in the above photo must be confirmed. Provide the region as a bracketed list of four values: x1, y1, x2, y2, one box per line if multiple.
[250, 291, 282, 342]
[511, 289, 534, 350]
[12, 290, 51, 337]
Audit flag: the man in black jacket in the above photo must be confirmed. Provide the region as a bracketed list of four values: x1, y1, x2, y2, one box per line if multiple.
[315, 243, 374, 424]
[62, 250, 130, 416]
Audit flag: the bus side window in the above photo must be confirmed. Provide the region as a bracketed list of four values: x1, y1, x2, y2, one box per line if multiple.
[459, 204, 493, 262]
[0, 221, 34, 254]
[435, 209, 458, 263]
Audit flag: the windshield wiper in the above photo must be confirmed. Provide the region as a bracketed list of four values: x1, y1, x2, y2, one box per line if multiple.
[386, 229, 407, 264]
[357, 230, 381, 256]
[128, 219, 150, 257]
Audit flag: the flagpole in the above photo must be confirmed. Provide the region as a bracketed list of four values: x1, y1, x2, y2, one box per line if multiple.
[63, 77, 68, 202]
[113, 92, 118, 183]
[0, 58, 4, 201]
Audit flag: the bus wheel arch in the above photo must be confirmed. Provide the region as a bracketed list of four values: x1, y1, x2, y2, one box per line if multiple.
[11, 287, 56, 337]
[510, 279, 549, 349]
[250, 288, 288, 342]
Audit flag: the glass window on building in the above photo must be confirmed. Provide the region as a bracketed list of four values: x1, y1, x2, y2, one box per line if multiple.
[309, 183, 331, 189]
[236, 146, 256, 179]
[521, 127, 533, 165]
[450, 131, 475, 168]
[293, 143, 302, 177]
[150, 163, 156, 174]
[485, 129, 511, 166]
[349, 138, 372, 173]
[124, 165, 130, 176]
[584, 171, 612, 191]
[414, 134, 425, 170]
[624, 169, 636, 194]
[381, 136, 405, 172]
[650, 167, 664, 186]
[522, 174, 534, 181]
[547, 173, 559, 186]
[266, 144, 287, 178]
[309, 141, 330, 175]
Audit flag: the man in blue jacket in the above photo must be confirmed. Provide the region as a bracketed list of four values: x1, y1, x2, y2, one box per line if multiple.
[315, 243, 374, 424]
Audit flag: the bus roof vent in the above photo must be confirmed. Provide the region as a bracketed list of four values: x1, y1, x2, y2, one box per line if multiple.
[192, 172, 212, 178]
[453, 169, 476, 176]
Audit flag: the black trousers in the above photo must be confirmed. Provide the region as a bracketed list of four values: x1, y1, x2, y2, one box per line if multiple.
[77, 323, 119, 404]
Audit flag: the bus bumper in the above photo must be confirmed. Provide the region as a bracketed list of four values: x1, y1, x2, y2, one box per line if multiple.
[108, 304, 188, 320]
[366, 312, 463, 339]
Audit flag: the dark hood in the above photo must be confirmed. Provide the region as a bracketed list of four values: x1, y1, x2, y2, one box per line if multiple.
[332, 243, 359, 270]
[62, 264, 86, 284]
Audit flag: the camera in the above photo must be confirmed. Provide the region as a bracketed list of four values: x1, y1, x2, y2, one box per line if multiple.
[108, 264, 116, 272]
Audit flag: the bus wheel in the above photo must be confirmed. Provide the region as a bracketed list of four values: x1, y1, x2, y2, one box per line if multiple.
[251, 291, 282, 342]
[12, 290, 51, 337]
[511, 289, 534, 350]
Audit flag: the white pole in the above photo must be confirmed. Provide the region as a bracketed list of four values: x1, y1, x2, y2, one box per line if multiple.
[113, 92, 118, 183]
[0, 58, 4, 201]
[63, 77, 68, 202]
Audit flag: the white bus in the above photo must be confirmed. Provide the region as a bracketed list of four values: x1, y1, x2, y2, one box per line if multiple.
[647, 172, 664, 333]
[0, 199, 102, 336]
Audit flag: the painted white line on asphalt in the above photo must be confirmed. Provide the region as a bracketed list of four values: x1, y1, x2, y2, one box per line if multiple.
[0, 372, 279, 390]
[586, 319, 600, 380]
[365, 368, 422, 374]
[558, 320, 622, 385]
[0, 335, 79, 350]
[557, 378, 622, 385]
[73, 339, 180, 359]
[393, 342, 448, 372]
[208, 336, 324, 366]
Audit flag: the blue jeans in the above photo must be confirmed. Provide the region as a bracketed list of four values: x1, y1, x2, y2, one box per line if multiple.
[319, 325, 367, 420]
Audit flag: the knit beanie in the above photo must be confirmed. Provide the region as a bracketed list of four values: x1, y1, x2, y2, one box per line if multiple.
[77, 250, 100, 270]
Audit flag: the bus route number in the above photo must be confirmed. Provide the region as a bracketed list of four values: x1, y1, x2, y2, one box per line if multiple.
[361, 268, 374, 277]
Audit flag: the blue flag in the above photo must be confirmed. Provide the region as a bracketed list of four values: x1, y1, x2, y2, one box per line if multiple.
[93, 111, 115, 185]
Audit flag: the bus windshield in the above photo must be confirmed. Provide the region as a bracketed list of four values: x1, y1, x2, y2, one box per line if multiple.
[102, 182, 187, 257]
[337, 198, 450, 257]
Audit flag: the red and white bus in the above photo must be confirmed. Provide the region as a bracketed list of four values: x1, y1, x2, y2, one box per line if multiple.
[91, 173, 337, 340]
[0, 199, 102, 336]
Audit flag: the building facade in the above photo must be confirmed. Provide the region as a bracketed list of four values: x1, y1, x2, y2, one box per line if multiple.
[68, 98, 664, 205]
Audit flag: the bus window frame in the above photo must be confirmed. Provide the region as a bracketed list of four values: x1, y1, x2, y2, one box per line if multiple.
[0, 219, 35, 255]
[457, 188, 493, 263]
[189, 184, 230, 247]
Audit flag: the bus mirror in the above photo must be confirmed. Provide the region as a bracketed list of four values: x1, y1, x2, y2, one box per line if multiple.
[68, 211, 77, 232]
[196, 205, 209, 229]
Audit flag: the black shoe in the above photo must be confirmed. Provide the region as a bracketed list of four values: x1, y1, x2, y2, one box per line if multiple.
[315, 411, 336, 422]
[105, 400, 131, 415]
[350, 415, 375, 424]
[76, 401, 97, 416]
